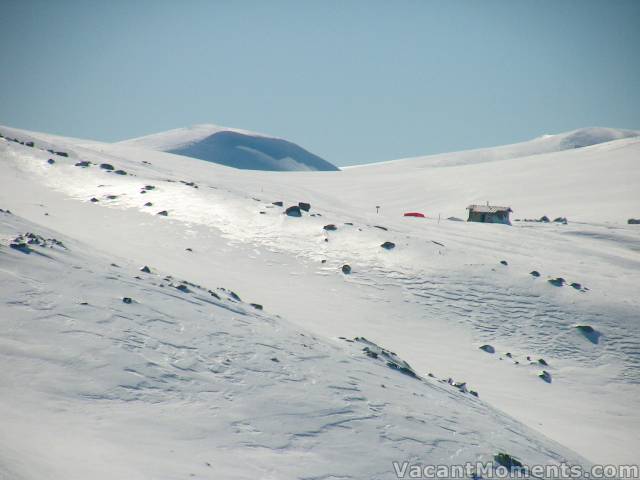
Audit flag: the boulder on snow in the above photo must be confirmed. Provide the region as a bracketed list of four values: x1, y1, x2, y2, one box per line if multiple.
[494, 453, 524, 470]
[122, 297, 133, 304]
[157, 210, 168, 216]
[113, 169, 127, 175]
[570, 282, 582, 290]
[341, 264, 352, 274]
[380, 241, 396, 250]
[447, 216, 463, 222]
[323, 224, 337, 231]
[144, 185, 156, 191]
[100, 163, 114, 170]
[272, 201, 283, 207]
[548, 277, 565, 287]
[500, 260, 508, 265]
[553, 217, 568, 224]
[47, 158, 55, 165]
[140, 266, 151, 273]
[285, 205, 302, 217]
[575, 324, 601, 344]
[55, 151, 68, 157]
[90, 197, 99, 203]
[530, 270, 540, 277]
[75, 161, 91, 167]
[25, 141, 34, 147]
[538, 370, 552, 383]
[538, 358, 548, 366]
[144, 202, 153, 207]
[539, 215, 550, 223]
[628, 218, 640, 225]
[298, 202, 311, 212]
[250, 303, 263, 310]
[479, 344, 495, 354]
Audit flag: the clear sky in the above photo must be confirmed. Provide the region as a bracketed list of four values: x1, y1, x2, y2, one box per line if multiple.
[1, 0, 638, 166]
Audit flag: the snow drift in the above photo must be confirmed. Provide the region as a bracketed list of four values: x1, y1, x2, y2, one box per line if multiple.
[119, 124, 339, 172]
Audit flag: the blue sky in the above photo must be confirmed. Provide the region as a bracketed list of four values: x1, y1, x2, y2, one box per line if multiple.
[1, 0, 638, 166]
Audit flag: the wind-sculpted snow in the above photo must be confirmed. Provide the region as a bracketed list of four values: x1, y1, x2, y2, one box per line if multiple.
[0, 213, 591, 479]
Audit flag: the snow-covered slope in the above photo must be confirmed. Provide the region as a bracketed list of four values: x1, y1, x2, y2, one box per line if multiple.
[1, 124, 639, 475]
[0, 211, 591, 479]
[352, 127, 640, 169]
[119, 124, 339, 172]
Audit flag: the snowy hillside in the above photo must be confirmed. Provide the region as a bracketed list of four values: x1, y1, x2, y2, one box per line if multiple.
[119, 124, 339, 172]
[0, 211, 590, 479]
[1, 124, 639, 477]
[354, 127, 640, 169]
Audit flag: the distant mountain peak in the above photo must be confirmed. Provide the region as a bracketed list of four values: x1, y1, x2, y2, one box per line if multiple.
[119, 124, 339, 172]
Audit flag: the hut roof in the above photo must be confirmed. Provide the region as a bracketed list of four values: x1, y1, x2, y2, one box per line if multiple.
[467, 204, 512, 213]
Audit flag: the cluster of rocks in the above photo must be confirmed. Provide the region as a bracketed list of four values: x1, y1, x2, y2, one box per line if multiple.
[9, 232, 66, 253]
[0, 208, 12, 215]
[479, 344, 553, 381]
[515, 216, 568, 224]
[126, 268, 264, 312]
[349, 337, 479, 397]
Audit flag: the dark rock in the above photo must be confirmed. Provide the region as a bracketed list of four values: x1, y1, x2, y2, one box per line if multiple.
[447, 216, 463, 221]
[106, 195, 118, 200]
[208, 290, 221, 300]
[10, 242, 31, 253]
[628, 218, 640, 225]
[122, 297, 133, 304]
[185, 247, 192, 252]
[538, 370, 552, 383]
[341, 264, 352, 274]
[144, 202, 153, 207]
[99, 163, 114, 170]
[55, 151, 68, 157]
[270, 357, 279, 362]
[479, 344, 495, 354]
[570, 282, 582, 290]
[494, 453, 524, 470]
[74, 161, 91, 167]
[140, 266, 151, 273]
[157, 210, 168, 216]
[373, 225, 388, 231]
[47, 158, 55, 165]
[323, 224, 337, 231]
[380, 241, 396, 250]
[539, 215, 550, 222]
[500, 260, 508, 265]
[548, 277, 565, 287]
[90, 197, 99, 203]
[285, 206, 302, 217]
[530, 270, 540, 277]
[469, 390, 479, 397]
[250, 303, 263, 310]
[344, 222, 353, 225]
[321, 259, 327, 264]
[505, 352, 512, 358]
[272, 201, 283, 207]
[25, 141, 34, 147]
[553, 217, 568, 224]
[113, 170, 127, 175]
[144, 185, 156, 191]
[298, 202, 311, 212]
[175, 284, 190, 293]
[538, 358, 548, 366]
